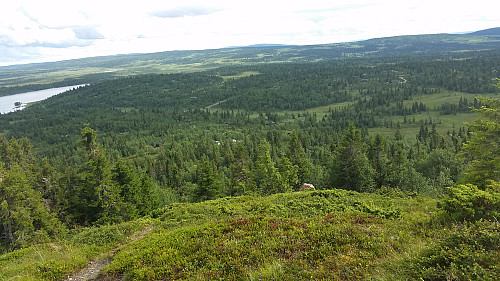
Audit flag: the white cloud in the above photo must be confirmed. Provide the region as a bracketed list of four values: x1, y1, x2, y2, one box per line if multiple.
[1, 0, 500, 66]
[151, 6, 222, 18]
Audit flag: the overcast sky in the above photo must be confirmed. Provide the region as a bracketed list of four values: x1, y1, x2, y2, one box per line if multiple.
[1, 0, 499, 66]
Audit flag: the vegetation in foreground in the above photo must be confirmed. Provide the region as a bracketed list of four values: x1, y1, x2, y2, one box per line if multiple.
[0, 188, 498, 280]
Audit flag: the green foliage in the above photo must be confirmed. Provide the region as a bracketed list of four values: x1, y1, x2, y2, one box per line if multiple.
[285, 130, 312, 187]
[1, 34, 500, 281]
[352, 200, 402, 219]
[332, 123, 375, 192]
[1, 51, 492, 206]
[460, 96, 500, 188]
[106, 189, 411, 281]
[407, 220, 500, 280]
[440, 182, 500, 221]
[416, 148, 465, 188]
[69, 219, 147, 247]
[195, 158, 221, 201]
[0, 137, 65, 252]
[152, 189, 405, 229]
[0, 218, 155, 281]
[277, 156, 299, 192]
[65, 125, 163, 226]
[252, 139, 283, 194]
[107, 214, 391, 280]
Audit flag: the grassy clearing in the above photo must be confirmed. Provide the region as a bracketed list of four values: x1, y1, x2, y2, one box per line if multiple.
[302, 101, 354, 116]
[367, 112, 478, 137]
[287, 90, 498, 137]
[220, 71, 261, 80]
[0, 218, 155, 281]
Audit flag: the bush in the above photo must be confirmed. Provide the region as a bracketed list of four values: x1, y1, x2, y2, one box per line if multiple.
[440, 182, 500, 221]
[408, 220, 500, 280]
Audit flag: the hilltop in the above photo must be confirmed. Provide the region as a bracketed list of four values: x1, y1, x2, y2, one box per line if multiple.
[470, 27, 500, 35]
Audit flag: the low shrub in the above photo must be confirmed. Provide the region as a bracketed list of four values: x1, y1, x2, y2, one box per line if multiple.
[105, 214, 399, 280]
[407, 220, 500, 280]
[440, 181, 500, 221]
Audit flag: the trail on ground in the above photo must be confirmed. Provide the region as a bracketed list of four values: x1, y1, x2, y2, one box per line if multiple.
[63, 227, 152, 281]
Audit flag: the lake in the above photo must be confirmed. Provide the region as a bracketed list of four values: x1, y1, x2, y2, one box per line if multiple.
[0, 85, 86, 114]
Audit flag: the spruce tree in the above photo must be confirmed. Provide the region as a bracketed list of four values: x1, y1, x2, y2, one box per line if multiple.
[70, 125, 130, 225]
[195, 158, 220, 201]
[460, 94, 500, 188]
[368, 134, 389, 188]
[252, 139, 282, 195]
[332, 123, 375, 192]
[286, 130, 312, 188]
[229, 144, 253, 195]
[0, 138, 64, 251]
[278, 156, 299, 193]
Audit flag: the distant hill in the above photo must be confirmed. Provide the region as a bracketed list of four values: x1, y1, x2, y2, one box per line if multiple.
[1, 27, 500, 94]
[226, 43, 297, 48]
[470, 27, 500, 36]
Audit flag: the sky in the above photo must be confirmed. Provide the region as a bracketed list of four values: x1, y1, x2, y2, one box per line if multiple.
[1, 0, 499, 66]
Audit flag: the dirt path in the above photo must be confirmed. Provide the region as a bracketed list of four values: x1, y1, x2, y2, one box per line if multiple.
[63, 258, 112, 281]
[63, 227, 152, 281]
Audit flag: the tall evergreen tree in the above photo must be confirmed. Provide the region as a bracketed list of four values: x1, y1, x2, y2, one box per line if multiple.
[368, 134, 389, 188]
[195, 158, 220, 201]
[278, 156, 299, 193]
[0, 138, 64, 251]
[286, 130, 312, 188]
[69, 125, 130, 225]
[252, 139, 282, 195]
[332, 123, 375, 192]
[460, 95, 500, 188]
[229, 144, 253, 195]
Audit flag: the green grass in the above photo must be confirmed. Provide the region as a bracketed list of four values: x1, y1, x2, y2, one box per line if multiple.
[107, 214, 395, 280]
[0, 218, 155, 281]
[1, 189, 498, 280]
[367, 112, 477, 137]
[100, 189, 437, 280]
[220, 71, 261, 80]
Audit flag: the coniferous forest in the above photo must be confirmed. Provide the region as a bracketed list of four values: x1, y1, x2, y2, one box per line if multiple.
[0, 32, 500, 280]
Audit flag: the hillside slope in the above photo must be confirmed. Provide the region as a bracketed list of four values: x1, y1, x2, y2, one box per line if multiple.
[2, 189, 498, 280]
[0, 189, 424, 280]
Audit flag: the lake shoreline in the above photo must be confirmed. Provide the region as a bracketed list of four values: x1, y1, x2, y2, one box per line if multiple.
[0, 84, 86, 114]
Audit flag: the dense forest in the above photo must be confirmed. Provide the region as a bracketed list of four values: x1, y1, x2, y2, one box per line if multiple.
[0, 36, 500, 280]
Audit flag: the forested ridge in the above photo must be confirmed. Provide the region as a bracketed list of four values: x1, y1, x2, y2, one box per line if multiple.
[0, 43, 500, 280]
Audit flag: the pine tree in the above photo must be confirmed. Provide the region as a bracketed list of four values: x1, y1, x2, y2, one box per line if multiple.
[229, 144, 253, 195]
[0, 138, 64, 251]
[460, 95, 500, 188]
[252, 139, 282, 195]
[286, 130, 312, 188]
[195, 158, 220, 201]
[332, 123, 375, 192]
